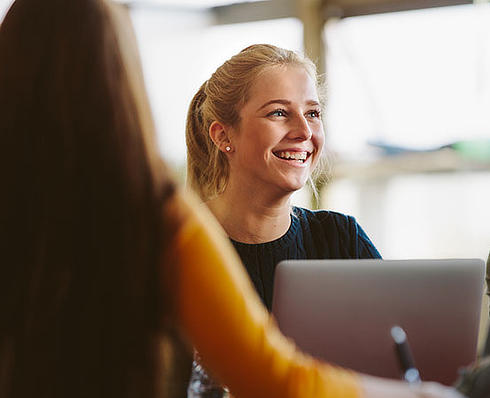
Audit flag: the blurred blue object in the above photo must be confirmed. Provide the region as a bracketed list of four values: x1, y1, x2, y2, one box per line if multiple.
[368, 139, 490, 161]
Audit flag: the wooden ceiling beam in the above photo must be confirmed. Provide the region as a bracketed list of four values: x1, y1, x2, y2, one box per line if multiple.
[326, 0, 472, 18]
[211, 0, 473, 25]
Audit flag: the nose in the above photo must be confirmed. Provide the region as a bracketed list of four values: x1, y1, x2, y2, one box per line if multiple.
[288, 114, 312, 141]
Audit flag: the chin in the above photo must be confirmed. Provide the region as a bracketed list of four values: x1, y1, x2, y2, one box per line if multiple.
[267, 173, 310, 196]
[280, 180, 308, 194]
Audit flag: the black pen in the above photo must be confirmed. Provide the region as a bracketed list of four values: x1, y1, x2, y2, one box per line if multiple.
[391, 325, 422, 385]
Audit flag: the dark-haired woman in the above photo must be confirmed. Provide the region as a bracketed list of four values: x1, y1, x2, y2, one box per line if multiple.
[0, 1, 464, 398]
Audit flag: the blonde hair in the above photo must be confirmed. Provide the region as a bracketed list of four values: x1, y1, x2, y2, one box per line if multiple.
[185, 44, 322, 201]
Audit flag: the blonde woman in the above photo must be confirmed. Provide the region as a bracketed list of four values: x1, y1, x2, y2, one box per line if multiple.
[186, 44, 380, 311]
[0, 1, 463, 398]
[185, 44, 465, 398]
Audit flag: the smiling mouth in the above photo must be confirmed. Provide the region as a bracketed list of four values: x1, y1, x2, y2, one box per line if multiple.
[273, 151, 310, 163]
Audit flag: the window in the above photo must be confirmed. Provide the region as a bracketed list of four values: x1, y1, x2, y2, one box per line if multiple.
[323, 4, 490, 261]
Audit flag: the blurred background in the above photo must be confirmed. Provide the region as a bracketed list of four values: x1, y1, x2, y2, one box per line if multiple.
[1, 0, 489, 339]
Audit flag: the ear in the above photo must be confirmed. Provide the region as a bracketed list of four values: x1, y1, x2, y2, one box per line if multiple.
[209, 121, 232, 153]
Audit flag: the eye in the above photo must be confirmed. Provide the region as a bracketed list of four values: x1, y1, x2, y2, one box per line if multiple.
[267, 108, 287, 117]
[306, 109, 321, 119]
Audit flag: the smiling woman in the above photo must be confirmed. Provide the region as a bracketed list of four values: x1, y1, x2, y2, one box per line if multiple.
[185, 45, 383, 396]
[186, 44, 381, 310]
[218, 66, 324, 197]
[184, 45, 466, 398]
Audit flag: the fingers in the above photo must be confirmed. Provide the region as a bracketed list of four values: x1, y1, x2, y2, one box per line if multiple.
[415, 382, 467, 398]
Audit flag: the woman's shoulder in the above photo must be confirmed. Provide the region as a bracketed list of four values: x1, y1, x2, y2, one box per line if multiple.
[292, 206, 381, 258]
[292, 206, 359, 245]
[292, 206, 356, 229]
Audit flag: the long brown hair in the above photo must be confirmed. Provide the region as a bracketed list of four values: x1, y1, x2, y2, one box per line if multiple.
[0, 0, 188, 397]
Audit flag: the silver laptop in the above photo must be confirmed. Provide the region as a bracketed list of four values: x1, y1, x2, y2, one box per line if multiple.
[271, 259, 485, 385]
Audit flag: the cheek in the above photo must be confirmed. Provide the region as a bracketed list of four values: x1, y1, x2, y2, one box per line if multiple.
[252, 127, 281, 151]
[313, 127, 325, 154]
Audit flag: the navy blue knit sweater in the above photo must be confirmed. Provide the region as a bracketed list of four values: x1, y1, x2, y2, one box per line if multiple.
[230, 207, 381, 311]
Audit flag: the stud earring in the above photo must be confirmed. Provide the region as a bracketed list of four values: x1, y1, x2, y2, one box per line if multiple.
[225, 146, 231, 152]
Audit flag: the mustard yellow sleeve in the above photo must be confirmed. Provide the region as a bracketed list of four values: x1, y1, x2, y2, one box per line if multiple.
[170, 192, 362, 398]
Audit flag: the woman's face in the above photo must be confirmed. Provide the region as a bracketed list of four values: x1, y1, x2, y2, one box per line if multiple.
[228, 65, 324, 196]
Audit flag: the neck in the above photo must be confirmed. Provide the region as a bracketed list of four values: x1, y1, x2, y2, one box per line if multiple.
[206, 181, 293, 244]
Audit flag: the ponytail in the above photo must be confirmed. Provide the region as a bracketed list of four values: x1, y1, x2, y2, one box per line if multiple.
[185, 82, 229, 200]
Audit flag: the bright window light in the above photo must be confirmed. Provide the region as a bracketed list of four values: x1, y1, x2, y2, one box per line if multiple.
[325, 4, 490, 157]
[115, 0, 264, 8]
[0, 0, 13, 21]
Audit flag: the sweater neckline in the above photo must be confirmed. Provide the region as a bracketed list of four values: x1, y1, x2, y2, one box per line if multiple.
[229, 209, 300, 250]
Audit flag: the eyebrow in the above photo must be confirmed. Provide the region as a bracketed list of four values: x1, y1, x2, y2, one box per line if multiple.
[257, 99, 321, 112]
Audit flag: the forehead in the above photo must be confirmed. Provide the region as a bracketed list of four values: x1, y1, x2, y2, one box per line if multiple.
[246, 65, 319, 107]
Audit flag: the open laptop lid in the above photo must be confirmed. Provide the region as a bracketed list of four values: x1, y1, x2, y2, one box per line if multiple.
[271, 259, 485, 385]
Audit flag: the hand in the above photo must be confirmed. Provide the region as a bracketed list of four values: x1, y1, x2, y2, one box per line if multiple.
[360, 375, 467, 398]
[414, 382, 467, 398]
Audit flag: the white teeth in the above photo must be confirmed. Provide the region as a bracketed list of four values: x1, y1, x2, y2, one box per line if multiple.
[276, 151, 308, 161]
